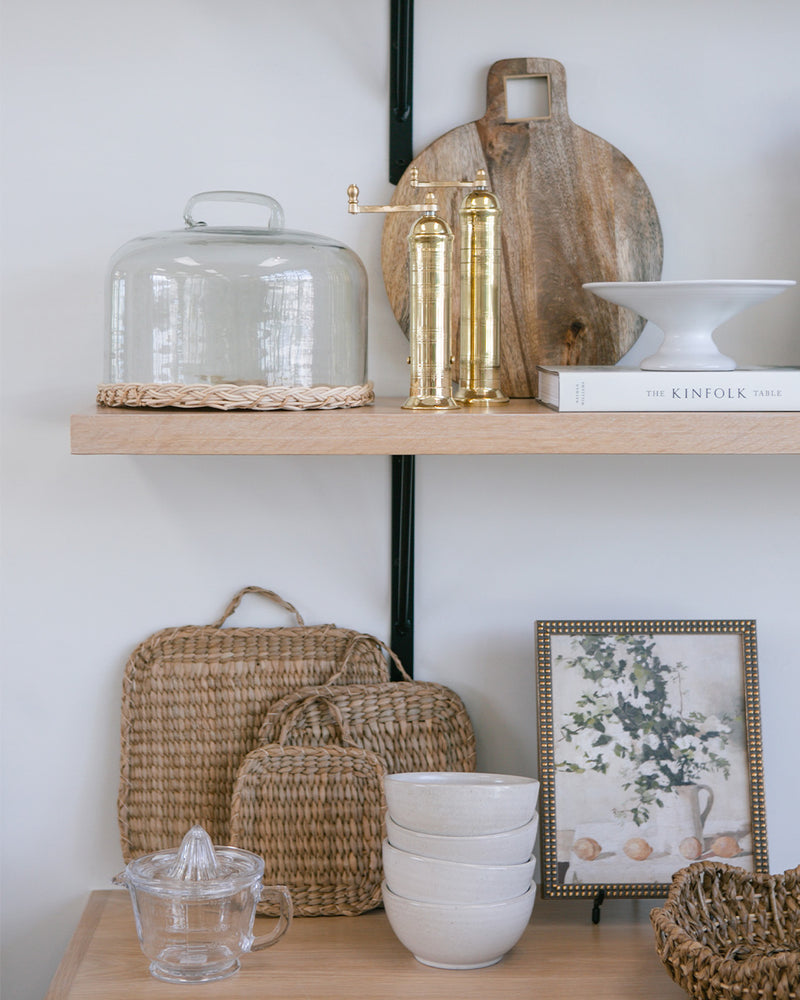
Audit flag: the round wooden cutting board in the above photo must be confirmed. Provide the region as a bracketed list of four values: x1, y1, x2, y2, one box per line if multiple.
[381, 58, 664, 398]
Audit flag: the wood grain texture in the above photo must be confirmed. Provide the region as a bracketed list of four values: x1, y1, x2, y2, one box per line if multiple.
[381, 58, 664, 397]
[71, 404, 800, 455]
[44, 893, 110, 1000]
[45, 890, 687, 999]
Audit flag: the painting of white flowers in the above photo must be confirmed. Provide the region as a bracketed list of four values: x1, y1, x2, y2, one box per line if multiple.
[536, 620, 768, 899]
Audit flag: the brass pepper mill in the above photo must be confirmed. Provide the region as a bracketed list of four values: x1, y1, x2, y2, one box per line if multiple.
[348, 184, 458, 410]
[410, 167, 508, 404]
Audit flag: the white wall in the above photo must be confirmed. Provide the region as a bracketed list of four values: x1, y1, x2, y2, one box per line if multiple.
[1, 1, 798, 996]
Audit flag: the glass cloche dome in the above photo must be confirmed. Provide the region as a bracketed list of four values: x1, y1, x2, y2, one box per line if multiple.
[100, 191, 370, 409]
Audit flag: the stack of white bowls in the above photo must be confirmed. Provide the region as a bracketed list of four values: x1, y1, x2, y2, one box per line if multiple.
[381, 771, 540, 970]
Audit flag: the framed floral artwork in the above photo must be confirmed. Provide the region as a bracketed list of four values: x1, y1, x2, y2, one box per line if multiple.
[536, 620, 768, 899]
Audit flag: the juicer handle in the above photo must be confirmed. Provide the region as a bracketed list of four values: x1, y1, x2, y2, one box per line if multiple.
[183, 190, 285, 230]
[250, 884, 293, 951]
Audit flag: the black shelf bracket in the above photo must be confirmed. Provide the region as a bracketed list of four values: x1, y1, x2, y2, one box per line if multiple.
[389, 1, 416, 676]
[389, 0, 414, 185]
[390, 455, 415, 676]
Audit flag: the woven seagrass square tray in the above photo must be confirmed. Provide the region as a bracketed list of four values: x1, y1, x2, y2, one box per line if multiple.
[258, 682, 476, 775]
[230, 698, 387, 916]
[257, 634, 475, 773]
[118, 588, 390, 860]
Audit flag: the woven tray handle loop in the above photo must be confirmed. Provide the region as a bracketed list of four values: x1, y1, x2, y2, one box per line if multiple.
[251, 884, 293, 951]
[211, 586, 305, 628]
[277, 693, 359, 748]
[328, 632, 410, 685]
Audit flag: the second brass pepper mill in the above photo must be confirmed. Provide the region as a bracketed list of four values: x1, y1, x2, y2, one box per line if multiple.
[411, 168, 508, 405]
[348, 184, 458, 410]
[347, 168, 507, 409]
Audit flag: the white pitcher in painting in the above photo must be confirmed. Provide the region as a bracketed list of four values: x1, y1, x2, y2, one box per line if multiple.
[654, 783, 714, 856]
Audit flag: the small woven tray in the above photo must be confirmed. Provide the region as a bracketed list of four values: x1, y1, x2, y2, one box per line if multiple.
[118, 587, 390, 860]
[650, 862, 800, 1000]
[257, 635, 476, 774]
[230, 696, 387, 916]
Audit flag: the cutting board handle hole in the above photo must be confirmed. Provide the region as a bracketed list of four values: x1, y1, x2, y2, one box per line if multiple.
[504, 74, 551, 122]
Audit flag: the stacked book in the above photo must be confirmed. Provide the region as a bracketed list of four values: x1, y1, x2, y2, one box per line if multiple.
[536, 366, 800, 412]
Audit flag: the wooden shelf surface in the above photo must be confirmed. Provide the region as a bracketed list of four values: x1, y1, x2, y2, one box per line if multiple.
[46, 889, 685, 999]
[71, 399, 800, 455]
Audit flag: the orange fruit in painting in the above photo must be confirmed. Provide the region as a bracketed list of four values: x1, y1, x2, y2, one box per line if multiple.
[679, 836, 703, 860]
[623, 836, 653, 861]
[711, 835, 740, 858]
[572, 837, 602, 861]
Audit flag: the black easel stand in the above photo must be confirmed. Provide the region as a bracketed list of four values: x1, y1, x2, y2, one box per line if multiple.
[592, 889, 606, 924]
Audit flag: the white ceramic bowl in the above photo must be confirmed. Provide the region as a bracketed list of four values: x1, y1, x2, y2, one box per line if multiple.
[382, 881, 535, 969]
[385, 812, 538, 865]
[384, 772, 539, 836]
[583, 279, 795, 372]
[382, 840, 535, 904]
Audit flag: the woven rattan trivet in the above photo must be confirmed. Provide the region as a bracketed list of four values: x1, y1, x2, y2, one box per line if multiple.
[97, 381, 374, 410]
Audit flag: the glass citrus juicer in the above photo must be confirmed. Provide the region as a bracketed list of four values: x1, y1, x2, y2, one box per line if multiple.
[114, 824, 292, 983]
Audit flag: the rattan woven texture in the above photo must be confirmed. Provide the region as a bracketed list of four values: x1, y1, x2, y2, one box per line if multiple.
[257, 681, 476, 775]
[650, 862, 800, 1000]
[258, 634, 475, 773]
[97, 382, 374, 410]
[230, 698, 387, 916]
[117, 588, 390, 861]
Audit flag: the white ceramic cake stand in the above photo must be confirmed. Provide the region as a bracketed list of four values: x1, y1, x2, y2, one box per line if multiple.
[583, 279, 796, 370]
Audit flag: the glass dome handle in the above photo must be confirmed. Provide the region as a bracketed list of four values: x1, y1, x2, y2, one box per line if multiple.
[183, 190, 285, 229]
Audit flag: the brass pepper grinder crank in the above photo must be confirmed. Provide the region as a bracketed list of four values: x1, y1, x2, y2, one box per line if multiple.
[410, 167, 508, 404]
[347, 184, 458, 410]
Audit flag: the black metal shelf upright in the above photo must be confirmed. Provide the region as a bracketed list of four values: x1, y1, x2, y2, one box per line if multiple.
[389, 0, 415, 677]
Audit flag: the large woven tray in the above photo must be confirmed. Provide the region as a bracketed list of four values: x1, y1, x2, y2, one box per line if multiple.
[650, 862, 800, 1000]
[118, 587, 390, 860]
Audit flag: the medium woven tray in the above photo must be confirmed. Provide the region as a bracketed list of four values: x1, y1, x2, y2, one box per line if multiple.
[650, 862, 800, 1000]
[118, 587, 390, 860]
[257, 636, 476, 774]
[230, 697, 387, 916]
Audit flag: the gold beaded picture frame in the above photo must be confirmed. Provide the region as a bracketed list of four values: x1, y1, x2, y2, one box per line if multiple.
[536, 620, 768, 899]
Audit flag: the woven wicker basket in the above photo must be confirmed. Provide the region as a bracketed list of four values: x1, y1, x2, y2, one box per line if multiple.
[256, 635, 476, 774]
[230, 696, 387, 916]
[651, 862, 800, 1000]
[118, 587, 390, 860]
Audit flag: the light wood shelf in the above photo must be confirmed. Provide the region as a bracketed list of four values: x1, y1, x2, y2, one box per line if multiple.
[46, 890, 685, 999]
[71, 398, 800, 455]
